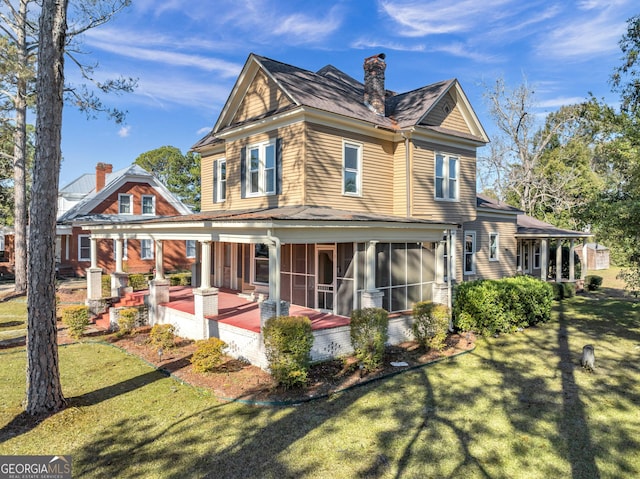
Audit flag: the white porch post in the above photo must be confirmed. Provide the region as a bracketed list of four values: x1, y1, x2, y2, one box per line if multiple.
[569, 239, 576, 281]
[581, 241, 588, 280]
[86, 236, 102, 301]
[540, 239, 548, 281]
[268, 239, 281, 316]
[155, 240, 165, 280]
[556, 239, 563, 282]
[111, 237, 129, 297]
[200, 241, 212, 289]
[362, 240, 383, 308]
[115, 238, 124, 273]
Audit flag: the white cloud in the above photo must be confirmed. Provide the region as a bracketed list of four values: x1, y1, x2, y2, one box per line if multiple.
[196, 126, 212, 136]
[537, 96, 588, 109]
[272, 7, 343, 43]
[118, 125, 131, 137]
[351, 37, 426, 52]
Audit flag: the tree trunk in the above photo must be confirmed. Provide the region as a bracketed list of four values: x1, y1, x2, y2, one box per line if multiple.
[25, 0, 69, 415]
[12, 0, 29, 294]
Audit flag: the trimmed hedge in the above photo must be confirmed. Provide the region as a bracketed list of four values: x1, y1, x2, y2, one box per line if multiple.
[552, 282, 576, 300]
[128, 274, 148, 291]
[412, 302, 450, 351]
[586, 275, 603, 291]
[149, 324, 176, 350]
[350, 308, 389, 372]
[191, 338, 227, 373]
[117, 308, 138, 335]
[62, 305, 90, 339]
[453, 276, 553, 336]
[101, 275, 111, 297]
[169, 273, 192, 286]
[263, 316, 314, 389]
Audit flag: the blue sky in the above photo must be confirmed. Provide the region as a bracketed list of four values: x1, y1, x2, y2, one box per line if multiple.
[60, 0, 638, 186]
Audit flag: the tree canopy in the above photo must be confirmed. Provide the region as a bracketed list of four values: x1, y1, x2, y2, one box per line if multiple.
[134, 145, 201, 212]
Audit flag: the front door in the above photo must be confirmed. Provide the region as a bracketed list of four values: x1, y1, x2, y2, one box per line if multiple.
[316, 246, 336, 312]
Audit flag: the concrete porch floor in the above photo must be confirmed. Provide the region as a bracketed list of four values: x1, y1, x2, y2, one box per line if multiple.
[148, 286, 350, 333]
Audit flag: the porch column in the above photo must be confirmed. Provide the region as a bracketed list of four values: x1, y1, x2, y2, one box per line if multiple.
[581, 241, 588, 280]
[569, 239, 576, 281]
[200, 241, 212, 289]
[111, 238, 129, 297]
[115, 238, 124, 273]
[191, 241, 201, 287]
[268, 238, 282, 316]
[556, 239, 563, 282]
[86, 236, 102, 301]
[540, 239, 548, 281]
[155, 240, 165, 280]
[362, 240, 383, 308]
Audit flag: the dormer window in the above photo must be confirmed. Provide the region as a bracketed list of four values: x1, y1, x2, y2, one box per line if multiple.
[119, 194, 132, 214]
[142, 195, 155, 215]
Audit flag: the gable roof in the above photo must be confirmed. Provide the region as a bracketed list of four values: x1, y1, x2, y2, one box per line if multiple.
[195, 53, 489, 149]
[57, 164, 192, 223]
[516, 215, 590, 239]
[476, 194, 522, 214]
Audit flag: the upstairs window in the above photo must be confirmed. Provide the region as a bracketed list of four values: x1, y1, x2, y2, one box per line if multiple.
[489, 233, 499, 261]
[464, 231, 476, 275]
[142, 195, 155, 215]
[246, 141, 276, 197]
[343, 141, 362, 196]
[141, 239, 154, 260]
[435, 153, 458, 201]
[119, 194, 132, 214]
[214, 159, 226, 203]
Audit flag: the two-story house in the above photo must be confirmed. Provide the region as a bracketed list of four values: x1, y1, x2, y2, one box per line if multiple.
[84, 53, 589, 366]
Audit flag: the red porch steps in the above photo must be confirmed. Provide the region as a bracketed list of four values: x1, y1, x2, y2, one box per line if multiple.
[93, 291, 147, 330]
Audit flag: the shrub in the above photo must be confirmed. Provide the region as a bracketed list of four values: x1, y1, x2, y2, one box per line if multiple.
[586, 275, 603, 291]
[191, 338, 227, 373]
[169, 273, 191, 286]
[149, 324, 176, 350]
[412, 302, 450, 351]
[263, 316, 314, 388]
[453, 277, 553, 336]
[117, 308, 138, 335]
[62, 305, 90, 339]
[101, 275, 111, 297]
[128, 273, 148, 291]
[350, 308, 389, 372]
[617, 268, 640, 297]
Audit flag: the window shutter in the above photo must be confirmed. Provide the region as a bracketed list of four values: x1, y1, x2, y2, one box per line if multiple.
[213, 159, 218, 203]
[240, 147, 246, 198]
[276, 138, 282, 195]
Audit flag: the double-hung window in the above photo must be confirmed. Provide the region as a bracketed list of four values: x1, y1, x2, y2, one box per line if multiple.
[186, 240, 196, 259]
[254, 243, 269, 284]
[119, 194, 132, 214]
[142, 195, 155, 215]
[343, 141, 362, 196]
[489, 233, 499, 261]
[141, 239, 154, 260]
[216, 159, 227, 203]
[435, 153, 458, 200]
[533, 242, 541, 269]
[78, 235, 91, 261]
[464, 231, 476, 275]
[247, 141, 276, 196]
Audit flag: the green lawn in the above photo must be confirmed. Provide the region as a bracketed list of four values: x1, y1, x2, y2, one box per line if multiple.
[0, 290, 638, 478]
[0, 297, 26, 342]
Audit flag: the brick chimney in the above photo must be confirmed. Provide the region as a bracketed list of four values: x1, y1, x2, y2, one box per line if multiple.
[95, 162, 113, 192]
[363, 53, 386, 116]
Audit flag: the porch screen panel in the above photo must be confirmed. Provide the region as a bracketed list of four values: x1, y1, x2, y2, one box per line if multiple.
[282, 244, 292, 272]
[292, 275, 307, 306]
[391, 243, 407, 286]
[337, 279, 354, 317]
[408, 285, 422, 306]
[281, 273, 291, 303]
[337, 243, 356, 316]
[293, 244, 306, 274]
[407, 244, 422, 284]
[392, 286, 407, 312]
[376, 243, 390, 288]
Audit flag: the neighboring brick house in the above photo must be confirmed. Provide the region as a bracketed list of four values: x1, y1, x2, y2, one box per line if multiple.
[57, 163, 194, 276]
[0, 226, 14, 277]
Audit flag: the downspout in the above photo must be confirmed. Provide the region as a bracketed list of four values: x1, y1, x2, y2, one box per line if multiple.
[447, 228, 453, 332]
[401, 130, 412, 218]
[267, 229, 282, 317]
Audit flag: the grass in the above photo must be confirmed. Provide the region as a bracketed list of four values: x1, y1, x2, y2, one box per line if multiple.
[0, 297, 26, 342]
[0, 283, 639, 478]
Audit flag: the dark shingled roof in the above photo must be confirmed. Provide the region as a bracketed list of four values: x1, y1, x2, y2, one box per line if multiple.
[517, 215, 590, 238]
[194, 54, 484, 149]
[476, 194, 522, 214]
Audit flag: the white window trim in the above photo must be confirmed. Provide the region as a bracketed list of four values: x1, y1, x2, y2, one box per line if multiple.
[533, 241, 541, 269]
[78, 234, 91, 261]
[186, 240, 196, 259]
[118, 193, 133, 215]
[216, 158, 227, 203]
[435, 152, 459, 201]
[113, 239, 128, 260]
[246, 141, 276, 197]
[252, 243, 270, 285]
[342, 140, 363, 196]
[141, 239, 154, 260]
[489, 232, 499, 262]
[464, 231, 476, 275]
[0, 233, 4, 252]
[141, 195, 156, 215]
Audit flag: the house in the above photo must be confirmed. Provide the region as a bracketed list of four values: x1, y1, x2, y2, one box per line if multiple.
[577, 243, 610, 271]
[56, 162, 194, 277]
[83, 53, 591, 367]
[0, 225, 14, 277]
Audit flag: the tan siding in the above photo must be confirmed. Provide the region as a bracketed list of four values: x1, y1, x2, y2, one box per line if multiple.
[421, 92, 472, 136]
[393, 140, 408, 216]
[233, 70, 293, 124]
[441, 103, 470, 133]
[200, 154, 219, 212]
[305, 123, 395, 214]
[200, 123, 305, 212]
[462, 215, 518, 280]
[411, 141, 476, 224]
